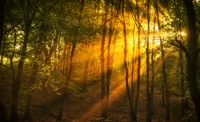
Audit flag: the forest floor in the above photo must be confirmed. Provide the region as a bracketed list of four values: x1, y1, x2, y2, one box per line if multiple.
[29, 77, 198, 122]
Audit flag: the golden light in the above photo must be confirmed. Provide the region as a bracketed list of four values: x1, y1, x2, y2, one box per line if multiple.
[180, 31, 186, 37]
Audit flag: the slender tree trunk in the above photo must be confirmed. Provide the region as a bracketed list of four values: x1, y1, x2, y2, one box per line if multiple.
[135, 0, 141, 115]
[105, 7, 113, 117]
[154, 1, 165, 108]
[160, 39, 170, 120]
[24, 30, 43, 119]
[101, 9, 107, 119]
[43, 58, 50, 116]
[68, 42, 76, 80]
[146, 0, 151, 121]
[0, 0, 5, 49]
[83, 50, 89, 89]
[57, 39, 70, 120]
[100, 0, 110, 118]
[157, 12, 170, 120]
[151, 10, 156, 115]
[10, 1, 34, 120]
[0, 100, 7, 122]
[122, 1, 136, 121]
[179, 49, 185, 118]
[173, 1, 186, 118]
[101, 23, 106, 118]
[156, 3, 170, 120]
[24, 62, 38, 120]
[57, 43, 76, 121]
[131, 25, 137, 122]
[182, 0, 200, 121]
[42, 31, 59, 116]
[57, 0, 85, 120]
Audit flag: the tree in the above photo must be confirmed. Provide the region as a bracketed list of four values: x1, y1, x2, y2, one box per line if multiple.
[156, 5, 170, 120]
[57, 0, 85, 120]
[135, 0, 141, 116]
[105, 0, 115, 119]
[181, 0, 200, 121]
[151, 4, 156, 115]
[146, 0, 151, 121]
[100, 0, 108, 118]
[121, 0, 136, 121]
[10, 0, 35, 120]
[0, 100, 7, 122]
[0, 0, 5, 49]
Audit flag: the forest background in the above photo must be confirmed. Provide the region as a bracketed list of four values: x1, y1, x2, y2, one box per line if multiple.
[0, 0, 200, 122]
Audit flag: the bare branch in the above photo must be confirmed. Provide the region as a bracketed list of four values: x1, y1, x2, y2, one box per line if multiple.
[195, 48, 200, 60]
[170, 39, 189, 59]
[196, 18, 200, 25]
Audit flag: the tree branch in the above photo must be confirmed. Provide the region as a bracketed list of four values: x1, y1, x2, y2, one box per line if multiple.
[170, 39, 189, 59]
[195, 48, 200, 60]
[196, 18, 200, 25]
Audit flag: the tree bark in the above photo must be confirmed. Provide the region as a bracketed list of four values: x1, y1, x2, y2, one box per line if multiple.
[57, 0, 85, 120]
[135, 0, 141, 115]
[146, 0, 151, 121]
[156, 7, 170, 120]
[160, 39, 170, 120]
[0, 100, 7, 122]
[179, 49, 185, 118]
[10, 1, 35, 120]
[100, 9, 107, 119]
[24, 62, 38, 120]
[151, 9, 156, 115]
[0, 0, 5, 49]
[182, 0, 200, 121]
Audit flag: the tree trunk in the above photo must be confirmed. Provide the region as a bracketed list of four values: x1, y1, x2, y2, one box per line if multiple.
[179, 49, 185, 118]
[160, 38, 170, 120]
[57, 0, 85, 120]
[101, 10, 107, 119]
[24, 62, 38, 120]
[10, 1, 34, 120]
[146, 0, 151, 121]
[151, 10, 156, 115]
[182, 0, 200, 121]
[0, 100, 7, 122]
[135, 0, 141, 115]
[0, 0, 5, 49]
[131, 24, 137, 122]
[157, 17, 170, 121]
[83, 52, 89, 89]
[100, 0, 110, 118]
[42, 31, 59, 116]
[24, 32, 42, 119]
[156, 4, 170, 120]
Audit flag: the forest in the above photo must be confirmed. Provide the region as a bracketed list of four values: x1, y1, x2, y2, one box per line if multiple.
[0, 0, 200, 122]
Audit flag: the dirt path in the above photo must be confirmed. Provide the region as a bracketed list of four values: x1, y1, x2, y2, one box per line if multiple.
[59, 80, 190, 122]
[30, 77, 197, 122]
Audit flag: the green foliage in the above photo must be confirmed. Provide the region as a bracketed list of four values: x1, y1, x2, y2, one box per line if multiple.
[67, 82, 84, 97]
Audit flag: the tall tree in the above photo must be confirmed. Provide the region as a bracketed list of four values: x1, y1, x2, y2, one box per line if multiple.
[146, 0, 151, 121]
[10, 0, 35, 120]
[105, 0, 115, 118]
[181, 0, 200, 121]
[135, 0, 141, 115]
[100, 0, 108, 118]
[156, 5, 170, 120]
[151, 5, 156, 115]
[179, 48, 186, 118]
[57, 0, 85, 120]
[0, 0, 5, 49]
[122, 0, 137, 121]
[24, 58, 39, 120]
